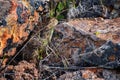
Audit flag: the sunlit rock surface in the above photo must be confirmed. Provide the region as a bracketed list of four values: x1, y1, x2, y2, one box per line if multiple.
[0, 0, 48, 64]
[53, 17, 120, 67]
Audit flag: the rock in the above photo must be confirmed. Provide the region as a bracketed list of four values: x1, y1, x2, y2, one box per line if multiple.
[0, 0, 48, 65]
[53, 17, 120, 68]
[67, 0, 120, 19]
[74, 41, 120, 68]
[58, 69, 120, 80]
[2, 60, 38, 80]
[67, 17, 120, 43]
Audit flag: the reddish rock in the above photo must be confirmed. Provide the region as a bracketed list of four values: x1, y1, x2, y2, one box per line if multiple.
[44, 17, 120, 79]
[58, 69, 120, 80]
[0, 0, 42, 64]
[2, 60, 38, 80]
[67, 18, 120, 43]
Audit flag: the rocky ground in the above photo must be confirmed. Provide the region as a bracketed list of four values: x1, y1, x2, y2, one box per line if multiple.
[0, 0, 120, 80]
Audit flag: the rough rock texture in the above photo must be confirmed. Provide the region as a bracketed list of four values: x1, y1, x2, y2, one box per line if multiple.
[67, 0, 120, 19]
[42, 17, 120, 79]
[67, 18, 120, 43]
[0, 0, 120, 79]
[50, 18, 120, 67]
[0, 0, 48, 65]
[2, 60, 38, 80]
[58, 69, 120, 80]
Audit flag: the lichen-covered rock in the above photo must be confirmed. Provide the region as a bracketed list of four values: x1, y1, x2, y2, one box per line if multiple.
[67, 0, 120, 19]
[73, 41, 120, 68]
[0, 0, 48, 64]
[52, 17, 120, 67]
[2, 60, 38, 80]
[58, 69, 120, 80]
[67, 18, 120, 43]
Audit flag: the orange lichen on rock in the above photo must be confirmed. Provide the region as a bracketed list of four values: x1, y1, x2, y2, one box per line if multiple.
[0, 0, 42, 64]
[0, 28, 11, 55]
